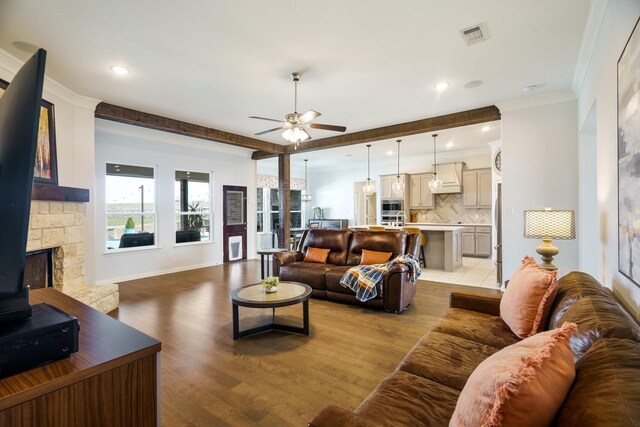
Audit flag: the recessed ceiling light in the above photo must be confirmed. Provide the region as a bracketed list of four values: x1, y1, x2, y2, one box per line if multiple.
[446, 142, 454, 149]
[110, 66, 129, 75]
[482, 125, 491, 132]
[345, 154, 353, 157]
[434, 82, 449, 91]
[386, 150, 394, 156]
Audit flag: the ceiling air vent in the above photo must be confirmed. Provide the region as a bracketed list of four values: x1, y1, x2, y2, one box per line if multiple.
[460, 23, 489, 45]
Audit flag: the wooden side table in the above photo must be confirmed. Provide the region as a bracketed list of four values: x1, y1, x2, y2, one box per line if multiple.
[256, 248, 287, 279]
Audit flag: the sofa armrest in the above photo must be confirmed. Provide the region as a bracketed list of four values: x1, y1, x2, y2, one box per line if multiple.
[307, 405, 378, 427]
[449, 291, 502, 316]
[272, 251, 303, 276]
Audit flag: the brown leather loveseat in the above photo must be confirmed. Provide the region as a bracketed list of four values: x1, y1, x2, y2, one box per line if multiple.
[273, 229, 420, 313]
[309, 271, 640, 426]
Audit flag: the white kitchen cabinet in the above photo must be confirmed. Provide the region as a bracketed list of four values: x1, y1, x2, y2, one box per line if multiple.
[409, 174, 434, 209]
[463, 168, 492, 208]
[462, 226, 492, 257]
[380, 174, 408, 200]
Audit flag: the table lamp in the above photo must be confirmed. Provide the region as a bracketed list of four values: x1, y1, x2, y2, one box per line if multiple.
[523, 207, 576, 271]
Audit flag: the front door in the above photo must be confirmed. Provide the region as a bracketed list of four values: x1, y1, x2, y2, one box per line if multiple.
[223, 185, 247, 262]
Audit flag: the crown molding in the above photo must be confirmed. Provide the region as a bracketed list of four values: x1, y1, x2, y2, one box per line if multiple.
[0, 48, 100, 111]
[572, 0, 608, 94]
[496, 90, 577, 113]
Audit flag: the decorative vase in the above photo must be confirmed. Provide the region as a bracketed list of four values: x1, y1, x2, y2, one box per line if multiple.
[123, 228, 135, 234]
[264, 286, 278, 293]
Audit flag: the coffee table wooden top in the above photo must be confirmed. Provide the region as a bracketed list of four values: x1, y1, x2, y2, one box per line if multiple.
[230, 281, 312, 308]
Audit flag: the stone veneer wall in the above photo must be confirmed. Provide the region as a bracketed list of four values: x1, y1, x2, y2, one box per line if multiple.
[26, 200, 119, 313]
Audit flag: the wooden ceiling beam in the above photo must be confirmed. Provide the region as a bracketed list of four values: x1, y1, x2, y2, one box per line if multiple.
[250, 105, 500, 160]
[96, 102, 285, 154]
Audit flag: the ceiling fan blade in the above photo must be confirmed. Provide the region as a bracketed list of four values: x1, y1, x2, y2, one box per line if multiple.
[249, 116, 283, 123]
[308, 123, 347, 132]
[255, 126, 284, 135]
[299, 110, 321, 123]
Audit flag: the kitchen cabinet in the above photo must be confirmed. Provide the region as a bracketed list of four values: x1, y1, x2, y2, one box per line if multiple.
[462, 226, 492, 257]
[380, 174, 408, 200]
[462, 168, 492, 208]
[409, 174, 434, 209]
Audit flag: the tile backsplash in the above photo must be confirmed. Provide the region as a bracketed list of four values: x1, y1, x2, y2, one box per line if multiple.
[410, 193, 491, 224]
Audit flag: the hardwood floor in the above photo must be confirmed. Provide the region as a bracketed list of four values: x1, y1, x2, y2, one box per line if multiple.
[110, 260, 494, 426]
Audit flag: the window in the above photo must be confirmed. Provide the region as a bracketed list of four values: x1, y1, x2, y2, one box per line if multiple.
[268, 188, 302, 231]
[175, 170, 211, 244]
[105, 163, 156, 250]
[257, 188, 264, 232]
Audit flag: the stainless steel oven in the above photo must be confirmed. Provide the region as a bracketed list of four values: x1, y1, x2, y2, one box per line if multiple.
[381, 199, 403, 214]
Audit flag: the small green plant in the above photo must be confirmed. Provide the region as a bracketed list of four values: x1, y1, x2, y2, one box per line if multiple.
[125, 217, 135, 229]
[260, 276, 279, 291]
[187, 202, 204, 231]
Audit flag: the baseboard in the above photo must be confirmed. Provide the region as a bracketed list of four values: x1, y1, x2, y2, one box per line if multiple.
[95, 261, 222, 285]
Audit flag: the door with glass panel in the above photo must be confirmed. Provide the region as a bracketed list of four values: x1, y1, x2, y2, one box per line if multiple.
[223, 185, 247, 262]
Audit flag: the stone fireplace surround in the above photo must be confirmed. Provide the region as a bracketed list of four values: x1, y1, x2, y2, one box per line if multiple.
[27, 185, 118, 313]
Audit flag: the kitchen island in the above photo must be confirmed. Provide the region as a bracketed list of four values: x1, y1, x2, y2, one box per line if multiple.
[351, 224, 464, 272]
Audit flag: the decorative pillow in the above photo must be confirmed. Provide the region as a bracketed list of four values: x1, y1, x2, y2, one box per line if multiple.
[500, 256, 558, 338]
[360, 249, 392, 265]
[450, 322, 577, 427]
[304, 247, 330, 264]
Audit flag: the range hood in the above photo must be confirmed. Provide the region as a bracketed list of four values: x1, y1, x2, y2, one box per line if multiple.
[431, 162, 463, 194]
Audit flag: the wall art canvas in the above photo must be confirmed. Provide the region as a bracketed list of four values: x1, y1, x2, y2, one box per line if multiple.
[618, 17, 640, 287]
[0, 78, 58, 184]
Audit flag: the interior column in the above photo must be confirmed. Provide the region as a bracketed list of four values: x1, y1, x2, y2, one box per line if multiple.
[278, 153, 290, 249]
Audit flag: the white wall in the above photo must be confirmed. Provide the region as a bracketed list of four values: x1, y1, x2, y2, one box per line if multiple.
[94, 120, 256, 284]
[0, 49, 100, 282]
[576, 0, 640, 320]
[500, 96, 580, 281]
[306, 148, 492, 223]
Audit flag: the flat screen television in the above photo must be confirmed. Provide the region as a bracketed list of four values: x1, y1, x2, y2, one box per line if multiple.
[0, 49, 46, 321]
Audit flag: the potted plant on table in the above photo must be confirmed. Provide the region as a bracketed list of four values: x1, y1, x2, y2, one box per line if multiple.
[261, 276, 279, 293]
[124, 217, 135, 234]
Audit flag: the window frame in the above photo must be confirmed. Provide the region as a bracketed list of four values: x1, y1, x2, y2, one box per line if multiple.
[173, 169, 214, 247]
[104, 162, 159, 254]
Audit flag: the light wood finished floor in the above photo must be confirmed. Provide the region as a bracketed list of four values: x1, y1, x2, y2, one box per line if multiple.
[110, 260, 495, 426]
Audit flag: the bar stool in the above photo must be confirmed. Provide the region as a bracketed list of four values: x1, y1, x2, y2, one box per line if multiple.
[368, 225, 386, 231]
[402, 226, 427, 268]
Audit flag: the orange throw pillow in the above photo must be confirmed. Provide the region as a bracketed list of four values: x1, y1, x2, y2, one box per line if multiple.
[450, 322, 577, 427]
[360, 249, 392, 265]
[304, 247, 330, 264]
[500, 256, 558, 338]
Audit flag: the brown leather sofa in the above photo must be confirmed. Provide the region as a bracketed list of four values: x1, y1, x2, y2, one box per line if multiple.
[273, 229, 420, 313]
[308, 271, 640, 426]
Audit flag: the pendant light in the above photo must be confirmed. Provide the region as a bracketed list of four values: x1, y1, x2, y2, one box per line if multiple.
[301, 159, 312, 202]
[428, 134, 443, 192]
[363, 144, 376, 197]
[391, 139, 404, 196]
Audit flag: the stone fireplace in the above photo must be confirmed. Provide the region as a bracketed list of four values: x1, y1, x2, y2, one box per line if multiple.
[27, 187, 118, 313]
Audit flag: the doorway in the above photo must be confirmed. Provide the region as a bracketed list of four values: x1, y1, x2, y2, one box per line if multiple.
[353, 180, 377, 226]
[223, 185, 247, 262]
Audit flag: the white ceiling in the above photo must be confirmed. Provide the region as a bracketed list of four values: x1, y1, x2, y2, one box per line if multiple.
[0, 0, 589, 148]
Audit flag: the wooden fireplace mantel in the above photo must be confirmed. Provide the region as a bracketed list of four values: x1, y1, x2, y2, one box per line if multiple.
[32, 183, 89, 203]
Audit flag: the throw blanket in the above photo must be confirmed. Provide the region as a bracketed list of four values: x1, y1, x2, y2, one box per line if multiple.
[340, 254, 422, 302]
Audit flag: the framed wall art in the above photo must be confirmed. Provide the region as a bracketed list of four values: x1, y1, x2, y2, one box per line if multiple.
[0, 78, 58, 185]
[618, 17, 640, 287]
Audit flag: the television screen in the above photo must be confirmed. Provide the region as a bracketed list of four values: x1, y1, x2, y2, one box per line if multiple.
[0, 49, 47, 321]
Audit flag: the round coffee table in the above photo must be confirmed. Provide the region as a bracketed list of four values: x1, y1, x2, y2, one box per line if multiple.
[230, 281, 312, 340]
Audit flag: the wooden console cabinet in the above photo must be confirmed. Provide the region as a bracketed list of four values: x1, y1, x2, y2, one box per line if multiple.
[0, 288, 161, 426]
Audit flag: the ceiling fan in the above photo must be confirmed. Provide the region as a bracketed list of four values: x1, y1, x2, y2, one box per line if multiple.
[249, 72, 347, 147]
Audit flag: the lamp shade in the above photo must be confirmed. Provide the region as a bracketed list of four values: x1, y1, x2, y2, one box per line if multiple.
[523, 209, 575, 240]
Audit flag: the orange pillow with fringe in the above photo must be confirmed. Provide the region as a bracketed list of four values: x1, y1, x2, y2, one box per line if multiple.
[500, 256, 558, 338]
[360, 249, 392, 265]
[450, 322, 577, 427]
[304, 247, 330, 264]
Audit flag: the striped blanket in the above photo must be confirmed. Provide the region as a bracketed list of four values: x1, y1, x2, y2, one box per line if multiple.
[340, 254, 422, 302]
